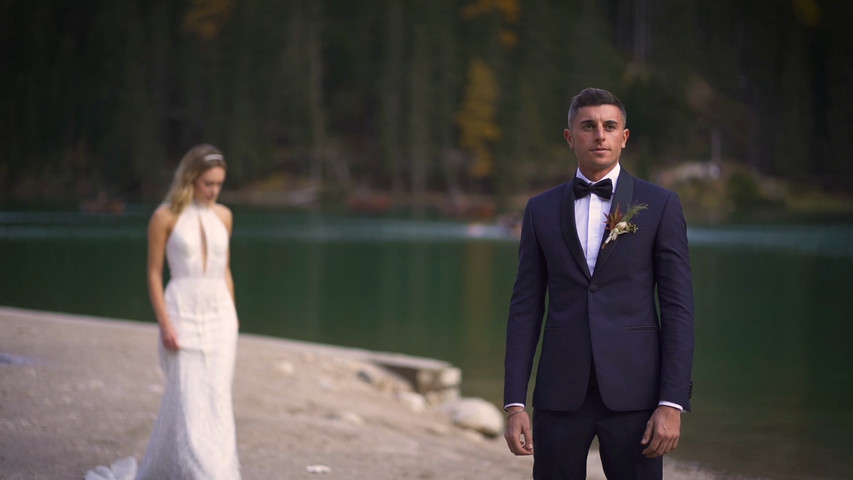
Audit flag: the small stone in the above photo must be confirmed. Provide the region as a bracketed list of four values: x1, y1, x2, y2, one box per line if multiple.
[327, 411, 365, 426]
[306, 464, 331, 474]
[425, 388, 459, 406]
[437, 367, 462, 388]
[396, 391, 427, 413]
[275, 360, 295, 376]
[356, 368, 376, 384]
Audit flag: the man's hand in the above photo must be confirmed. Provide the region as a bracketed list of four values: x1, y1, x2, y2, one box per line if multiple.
[504, 407, 534, 455]
[641, 405, 681, 457]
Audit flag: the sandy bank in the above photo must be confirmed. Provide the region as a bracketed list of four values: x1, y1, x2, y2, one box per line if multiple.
[1, 307, 741, 479]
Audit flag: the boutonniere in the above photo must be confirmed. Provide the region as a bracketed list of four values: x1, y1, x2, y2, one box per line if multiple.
[602, 203, 648, 249]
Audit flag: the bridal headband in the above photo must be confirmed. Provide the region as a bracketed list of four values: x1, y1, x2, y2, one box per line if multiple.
[203, 153, 224, 162]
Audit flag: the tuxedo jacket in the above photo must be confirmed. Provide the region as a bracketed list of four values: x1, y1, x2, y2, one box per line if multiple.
[503, 168, 694, 412]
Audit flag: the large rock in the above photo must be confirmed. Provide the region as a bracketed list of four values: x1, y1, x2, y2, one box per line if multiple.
[441, 397, 504, 438]
[368, 353, 462, 401]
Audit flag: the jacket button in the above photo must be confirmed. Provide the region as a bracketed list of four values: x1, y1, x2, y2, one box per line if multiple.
[589, 285, 598, 293]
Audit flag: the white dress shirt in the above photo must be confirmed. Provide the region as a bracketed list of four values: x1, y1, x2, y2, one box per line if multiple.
[574, 165, 620, 274]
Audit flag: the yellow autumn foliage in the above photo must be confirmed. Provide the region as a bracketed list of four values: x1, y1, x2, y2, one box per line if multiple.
[184, 0, 235, 41]
[793, 0, 821, 27]
[457, 58, 502, 178]
[461, 0, 519, 24]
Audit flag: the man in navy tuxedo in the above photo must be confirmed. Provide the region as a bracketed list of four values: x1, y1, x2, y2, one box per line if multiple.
[503, 88, 694, 479]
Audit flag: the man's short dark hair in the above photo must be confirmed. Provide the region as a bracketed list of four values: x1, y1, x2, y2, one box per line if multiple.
[567, 88, 627, 128]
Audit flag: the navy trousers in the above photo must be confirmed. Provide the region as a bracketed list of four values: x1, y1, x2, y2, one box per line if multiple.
[532, 383, 663, 480]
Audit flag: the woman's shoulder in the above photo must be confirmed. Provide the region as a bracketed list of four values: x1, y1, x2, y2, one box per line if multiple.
[212, 203, 232, 219]
[212, 202, 231, 214]
[149, 204, 178, 230]
[151, 203, 176, 219]
[212, 203, 233, 231]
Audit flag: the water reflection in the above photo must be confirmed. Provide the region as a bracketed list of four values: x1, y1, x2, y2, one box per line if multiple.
[3, 209, 852, 257]
[687, 245, 853, 479]
[688, 224, 853, 258]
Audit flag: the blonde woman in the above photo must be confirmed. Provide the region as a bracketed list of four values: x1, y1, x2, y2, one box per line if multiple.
[138, 144, 241, 479]
[85, 144, 240, 480]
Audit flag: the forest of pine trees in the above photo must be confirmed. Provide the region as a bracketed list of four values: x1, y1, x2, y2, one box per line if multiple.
[2, 0, 851, 209]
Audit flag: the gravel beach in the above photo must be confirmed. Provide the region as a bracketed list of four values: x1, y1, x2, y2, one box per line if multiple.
[1, 307, 745, 480]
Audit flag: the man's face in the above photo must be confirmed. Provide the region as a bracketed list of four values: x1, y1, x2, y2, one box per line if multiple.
[563, 104, 629, 181]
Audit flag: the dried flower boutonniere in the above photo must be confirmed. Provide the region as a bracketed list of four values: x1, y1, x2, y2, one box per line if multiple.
[602, 203, 648, 249]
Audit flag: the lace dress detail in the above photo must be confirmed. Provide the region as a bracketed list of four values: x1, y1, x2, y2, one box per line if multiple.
[136, 201, 241, 479]
[85, 202, 242, 480]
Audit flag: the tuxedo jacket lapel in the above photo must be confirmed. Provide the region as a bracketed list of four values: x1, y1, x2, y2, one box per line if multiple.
[560, 182, 592, 280]
[594, 169, 635, 273]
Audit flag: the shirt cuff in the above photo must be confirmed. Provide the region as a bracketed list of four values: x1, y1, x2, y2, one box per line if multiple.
[658, 401, 684, 411]
[504, 403, 525, 411]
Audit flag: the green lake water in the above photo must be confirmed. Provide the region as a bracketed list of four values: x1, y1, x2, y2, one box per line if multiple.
[1, 205, 851, 480]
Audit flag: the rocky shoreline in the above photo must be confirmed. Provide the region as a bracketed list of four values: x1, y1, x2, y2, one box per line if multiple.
[1, 307, 754, 479]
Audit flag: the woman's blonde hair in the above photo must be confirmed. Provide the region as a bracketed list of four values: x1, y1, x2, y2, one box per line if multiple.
[165, 144, 227, 214]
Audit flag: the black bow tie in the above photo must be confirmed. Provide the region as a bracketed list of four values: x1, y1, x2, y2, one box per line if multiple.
[573, 177, 612, 200]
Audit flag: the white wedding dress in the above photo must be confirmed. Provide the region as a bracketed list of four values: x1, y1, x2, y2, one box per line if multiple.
[87, 201, 241, 480]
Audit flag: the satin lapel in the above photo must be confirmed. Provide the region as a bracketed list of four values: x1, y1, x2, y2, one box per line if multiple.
[560, 182, 592, 280]
[594, 169, 635, 274]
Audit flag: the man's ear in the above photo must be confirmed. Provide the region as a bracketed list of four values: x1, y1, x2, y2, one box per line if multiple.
[564, 128, 573, 148]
